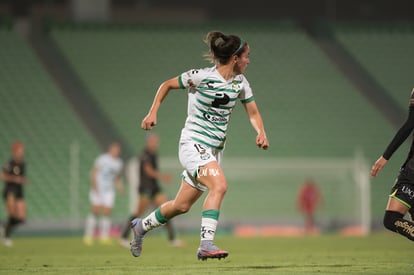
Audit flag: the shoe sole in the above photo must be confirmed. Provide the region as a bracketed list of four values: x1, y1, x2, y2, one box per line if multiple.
[197, 250, 229, 261]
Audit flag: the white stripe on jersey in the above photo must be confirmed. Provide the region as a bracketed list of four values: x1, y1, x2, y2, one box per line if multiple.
[178, 66, 254, 149]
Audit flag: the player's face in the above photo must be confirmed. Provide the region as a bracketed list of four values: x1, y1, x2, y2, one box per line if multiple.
[234, 45, 250, 75]
[147, 135, 159, 152]
[109, 143, 121, 157]
[13, 146, 24, 161]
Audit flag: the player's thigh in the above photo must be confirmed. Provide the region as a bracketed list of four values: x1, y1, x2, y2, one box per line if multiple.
[386, 197, 409, 213]
[101, 206, 112, 216]
[4, 192, 17, 216]
[172, 180, 204, 212]
[101, 192, 115, 215]
[196, 161, 227, 192]
[15, 199, 26, 219]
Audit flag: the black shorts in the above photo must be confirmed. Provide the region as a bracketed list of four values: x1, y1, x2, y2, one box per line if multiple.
[3, 183, 24, 200]
[390, 167, 414, 209]
[139, 184, 161, 200]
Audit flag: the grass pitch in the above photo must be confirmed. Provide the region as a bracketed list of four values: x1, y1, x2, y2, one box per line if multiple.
[0, 232, 413, 274]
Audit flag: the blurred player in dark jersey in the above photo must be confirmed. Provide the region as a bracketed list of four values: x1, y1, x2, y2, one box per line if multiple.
[1, 141, 28, 246]
[371, 88, 414, 242]
[119, 133, 183, 247]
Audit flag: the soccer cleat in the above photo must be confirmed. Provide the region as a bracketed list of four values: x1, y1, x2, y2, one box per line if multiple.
[83, 236, 93, 246]
[3, 238, 13, 247]
[197, 243, 229, 261]
[118, 238, 130, 248]
[170, 239, 185, 248]
[130, 218, 145, 257]
[99, 237, 113, 246]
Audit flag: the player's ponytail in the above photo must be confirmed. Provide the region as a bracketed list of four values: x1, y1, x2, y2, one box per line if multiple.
[204, 31, 246, 65]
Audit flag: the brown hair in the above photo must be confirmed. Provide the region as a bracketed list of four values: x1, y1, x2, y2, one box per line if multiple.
[204, 31, 246, 64]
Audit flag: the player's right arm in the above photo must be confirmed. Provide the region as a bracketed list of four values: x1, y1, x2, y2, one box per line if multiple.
[371, 94, 414, 177]
[90, 166, 98, 192]
[141, 77, 181, 130]
[0, 164, 26, 184]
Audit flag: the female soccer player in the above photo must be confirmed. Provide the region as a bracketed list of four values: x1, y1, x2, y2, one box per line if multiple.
[1, 141, 27, 247]
[371, 88, 414, 242]
[130, 31, 269, 260]
[83, 142, 124, 245]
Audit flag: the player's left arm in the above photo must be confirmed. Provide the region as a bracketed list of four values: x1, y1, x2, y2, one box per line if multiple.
[243, 100, 269, 150]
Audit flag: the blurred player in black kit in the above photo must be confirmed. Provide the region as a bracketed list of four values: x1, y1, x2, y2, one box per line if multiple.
[119, 133, 183, 247]
[1, 141, 28, 246]
[371, 88, 414, 242]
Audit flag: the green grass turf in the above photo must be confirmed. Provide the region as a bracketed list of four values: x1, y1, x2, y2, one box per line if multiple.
[0, 232, 413, 274]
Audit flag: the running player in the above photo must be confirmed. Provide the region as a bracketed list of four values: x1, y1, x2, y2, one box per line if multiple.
[130, 31, 269, 260]
[83, 142, 124, 245]
[1, 141, 27, 247]
[371, 88, 414, 242]
[119, 133, 182, 248]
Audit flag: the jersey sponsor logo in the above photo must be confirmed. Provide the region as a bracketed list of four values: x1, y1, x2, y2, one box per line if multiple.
[197, 167, 220, 177]
[394, 220, 414, 237]
[402, 185, 414, 200]
[203, 112, 228, 123]
[212, 93, 230, 108]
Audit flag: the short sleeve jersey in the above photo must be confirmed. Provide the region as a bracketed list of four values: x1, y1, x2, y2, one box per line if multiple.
[94, 153, 123, 192]
[2, 159, 25, 185]
[178, 66, 255, 149]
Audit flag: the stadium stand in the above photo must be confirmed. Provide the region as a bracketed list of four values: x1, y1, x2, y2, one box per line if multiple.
[0, 28, 103, 229]
[330, 21, 414, 110]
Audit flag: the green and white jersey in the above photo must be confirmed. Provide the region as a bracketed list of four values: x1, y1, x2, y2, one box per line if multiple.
[178, 66, 255, 150]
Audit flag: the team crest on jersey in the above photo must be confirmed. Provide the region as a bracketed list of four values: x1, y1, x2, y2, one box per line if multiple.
[232, 80, 241, 91]
[13, 166, 21, 175]
[200, 150, 211, 160]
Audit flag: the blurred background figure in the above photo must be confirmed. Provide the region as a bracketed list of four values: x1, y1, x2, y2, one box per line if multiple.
[297, 177, 322, 234]
[0, 141, 28, 247]
[83, 142, 124, 246]
[119, 133, 183, 248]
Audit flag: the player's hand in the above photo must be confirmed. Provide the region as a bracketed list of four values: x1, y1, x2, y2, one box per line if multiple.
[13, 176, 27, 184]
[161, 174, 173, 184]
[370, 156, 387, 178]
[141, 112, 157, 130]
[256, 133, 269, 150]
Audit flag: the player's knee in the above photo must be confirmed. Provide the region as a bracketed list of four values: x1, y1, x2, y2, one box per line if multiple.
[174, 202, 192, 214]
[211, 181, 227, 196]
[383, 210, 404, 232]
